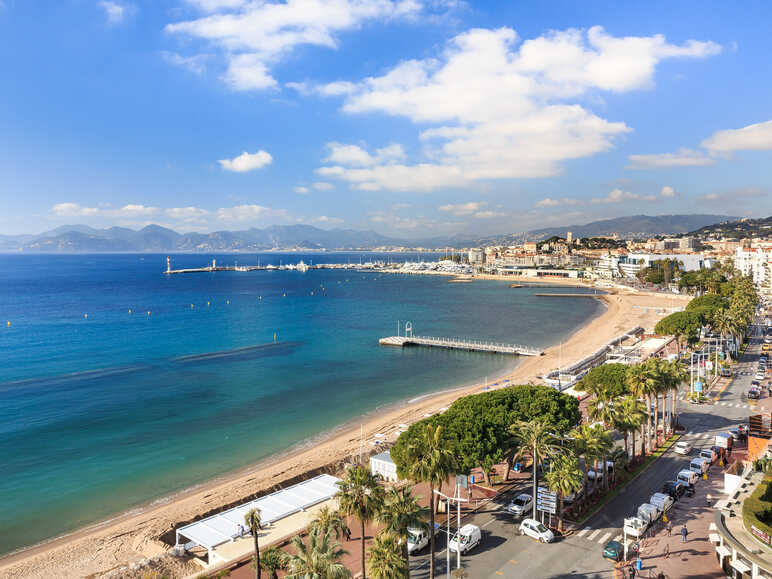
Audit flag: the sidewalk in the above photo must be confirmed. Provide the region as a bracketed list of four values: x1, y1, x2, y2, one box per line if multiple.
[617, 464, 725, 579]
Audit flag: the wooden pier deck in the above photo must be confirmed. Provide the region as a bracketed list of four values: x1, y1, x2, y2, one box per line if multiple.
[379, 335, 543, 356]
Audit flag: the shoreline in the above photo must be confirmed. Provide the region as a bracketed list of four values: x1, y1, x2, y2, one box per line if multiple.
[0, 281, 688, 578]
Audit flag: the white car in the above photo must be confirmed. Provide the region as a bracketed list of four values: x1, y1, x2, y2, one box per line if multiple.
[519, 518, 555, 543]
[507, 493, 533, 517]
[674, 441, 693, 455]
[448, 524, 481, 554]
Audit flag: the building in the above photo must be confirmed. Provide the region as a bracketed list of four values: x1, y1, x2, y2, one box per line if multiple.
[735, 245, 772, 293]
[468, 248, 485, 265]
[370, 450, 399, 482]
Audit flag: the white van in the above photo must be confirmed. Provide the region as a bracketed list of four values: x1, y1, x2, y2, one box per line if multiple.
[677, 469, 698, 486]
[587, 461, 615, 482]
[448, 524, 481, 554]
[649, 492, 674, 512]
[407, 523, 439, 554]
[689, 457, 709, 475]
[637, 503, 661, 524]
[700, 448, 717, 463]
[623, 516, 649, 538]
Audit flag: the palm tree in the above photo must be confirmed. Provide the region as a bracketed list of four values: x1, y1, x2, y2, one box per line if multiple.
[645, 358, 668, 448]
[308, 506, 350, 541]
[627, 364, 655, 457]
[336, 465, 384, 579]
[666, 359, 688, 431]
[367, 532, 407, 579]
[593, 428, 613, 493]
[617, 395, 647, 461]
[285, 528, 350, 579]
[570, 423, 599, 501]
[511, 419, 561, 509]
[244, 508, 262, 579]
[378, 486, 429, 574]
[405, 423, 457, 579]
[607, 447, 628, 484]
[259, 546, 287, 579]
[544, 454, 583, 532]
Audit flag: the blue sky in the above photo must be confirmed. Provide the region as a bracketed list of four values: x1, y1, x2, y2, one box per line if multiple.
[1, 0, 771, 237]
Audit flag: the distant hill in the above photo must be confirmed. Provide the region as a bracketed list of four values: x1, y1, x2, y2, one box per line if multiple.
[4, 224, 403, 253]
[688, 216, 772, 239]
[527, 214, 733, 240]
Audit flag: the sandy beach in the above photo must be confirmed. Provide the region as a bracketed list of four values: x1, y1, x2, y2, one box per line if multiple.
[0, 281, 689, 578]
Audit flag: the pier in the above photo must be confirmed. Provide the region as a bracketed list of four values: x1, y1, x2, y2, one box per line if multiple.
[379, 322, 543, 356]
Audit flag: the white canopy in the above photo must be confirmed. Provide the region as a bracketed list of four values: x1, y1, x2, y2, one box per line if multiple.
[176, 474, 341, 552]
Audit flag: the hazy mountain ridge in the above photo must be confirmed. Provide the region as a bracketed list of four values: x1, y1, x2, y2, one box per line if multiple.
[688, 216, 772, 238]
[527, 214, 733, 240]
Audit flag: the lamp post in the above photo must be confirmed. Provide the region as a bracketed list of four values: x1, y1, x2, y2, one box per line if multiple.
[434, 487, 469, 575]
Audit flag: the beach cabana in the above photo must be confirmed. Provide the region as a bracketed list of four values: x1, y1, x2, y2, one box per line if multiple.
[175, 473, 341, 564]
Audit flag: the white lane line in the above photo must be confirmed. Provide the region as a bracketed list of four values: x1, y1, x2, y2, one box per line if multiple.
[576, 527, 590, 537]
[597, 531, 612, 544]
[587, 528, 602, 541]
[614, 534, 622, 542]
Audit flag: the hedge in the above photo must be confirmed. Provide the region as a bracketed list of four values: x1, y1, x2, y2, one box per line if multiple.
[743, 475, 772, 546]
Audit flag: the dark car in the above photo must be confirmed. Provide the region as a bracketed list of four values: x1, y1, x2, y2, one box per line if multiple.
[749, 388, 761, 400]
[662, 480, 686, 500]
[602, 539, 624, 562]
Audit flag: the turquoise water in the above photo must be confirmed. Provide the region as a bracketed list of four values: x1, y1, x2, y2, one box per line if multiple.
[0, 254, 603, 554]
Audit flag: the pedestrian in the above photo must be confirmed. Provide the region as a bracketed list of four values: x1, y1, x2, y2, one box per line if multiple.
[630, 564, 636, 578]
[667, 521, 672, 536]
[664, 543, 670, 559]
[681, 524, 688, 543]
[344, 526, 351, 541]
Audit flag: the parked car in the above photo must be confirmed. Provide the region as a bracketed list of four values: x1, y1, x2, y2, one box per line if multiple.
[602, 539, 624, 562]
[649, 492, 674, 512]
[519, 518, 555, 543]
[700, 448, 718, 463]
[690, 457, 709, 475]
[637, 503, 661, 524]
[662, 480, 686, 500]
[677, 469, 699, 486]
[749, 388, 761, 400]
[674, 441, 693, 455]
[407, 523, 439, 554]
[448, 524, 481, 554]
[507, 493, 533, 517]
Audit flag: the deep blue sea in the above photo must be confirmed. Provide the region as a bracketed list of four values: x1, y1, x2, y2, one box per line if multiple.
[0, 253, 603, 554]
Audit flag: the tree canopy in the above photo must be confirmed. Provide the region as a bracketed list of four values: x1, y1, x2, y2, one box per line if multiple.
[575, 363, 630, 400]
[654, 310, 702, 344]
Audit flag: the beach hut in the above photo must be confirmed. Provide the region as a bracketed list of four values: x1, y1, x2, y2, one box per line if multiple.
[370, 450, 399, 482]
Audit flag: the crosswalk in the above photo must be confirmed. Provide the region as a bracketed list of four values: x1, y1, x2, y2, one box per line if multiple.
[575, 526, 622, 545]
[714, 401, 753, 409]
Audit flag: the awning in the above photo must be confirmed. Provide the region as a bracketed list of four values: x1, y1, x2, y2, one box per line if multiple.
[716, 545, 731, 559]
[709, 533, 721, 544]
[730, 558, 751, 574]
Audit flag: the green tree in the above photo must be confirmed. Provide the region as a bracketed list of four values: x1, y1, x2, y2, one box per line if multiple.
[544, 454, 583, 532]
[654, 311, 702, 348]
[575, 364, 630, 401]
[511, 419, 561, 509]
[617, 395, 647, 460]
[259, 546, 286, 579]
[403, 424, 456, 579]
[377, 486, 429, 574]
[366, 533, 407, 579]
[336, 465, 385, 579]
[285, 528, 350, 579]
[627, 364, 656, 457]
[308, 506, 350, 542]
[244, 508, 262, 579]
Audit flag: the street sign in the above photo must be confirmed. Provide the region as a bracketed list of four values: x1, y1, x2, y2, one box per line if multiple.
[456, 474, 468, 489]
[536, 503, 556, 514]
[695, 381, 703, 392]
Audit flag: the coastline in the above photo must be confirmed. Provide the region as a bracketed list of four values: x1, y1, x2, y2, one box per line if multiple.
[0, 281, 688, 578]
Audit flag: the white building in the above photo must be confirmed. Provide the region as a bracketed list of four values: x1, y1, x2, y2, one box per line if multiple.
[468, 248, 485, 265]
[735, 245, 772, 293]
[370, 450, 399, 482]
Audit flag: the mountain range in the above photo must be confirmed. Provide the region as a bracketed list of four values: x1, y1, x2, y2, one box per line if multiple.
[0, 214, 735, 252]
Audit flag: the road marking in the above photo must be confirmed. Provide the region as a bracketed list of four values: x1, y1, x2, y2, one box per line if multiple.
[577, 527, 590, 537]
[614, 534, 622, 542]
[587, 528, 602, 541]
[597, 531, 612, 544]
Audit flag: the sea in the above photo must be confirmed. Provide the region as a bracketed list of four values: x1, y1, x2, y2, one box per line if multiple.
[0, 253, 604, 555]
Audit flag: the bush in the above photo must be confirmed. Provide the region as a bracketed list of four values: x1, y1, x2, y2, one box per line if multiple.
[743, 475, 772, 545]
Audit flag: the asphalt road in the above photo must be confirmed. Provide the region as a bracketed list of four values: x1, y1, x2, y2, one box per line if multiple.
[409, 325, 765, 578]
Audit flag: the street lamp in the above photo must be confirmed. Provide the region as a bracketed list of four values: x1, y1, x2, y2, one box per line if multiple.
[434, 487, 469, 576]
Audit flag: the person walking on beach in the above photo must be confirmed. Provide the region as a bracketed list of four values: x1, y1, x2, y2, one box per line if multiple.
[681, 524, 688, 543]
[664, 543, 670, 559]
[667, 520, 672, 536]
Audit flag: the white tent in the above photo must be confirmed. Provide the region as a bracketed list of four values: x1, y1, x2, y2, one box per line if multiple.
[175, 474, 341, 563]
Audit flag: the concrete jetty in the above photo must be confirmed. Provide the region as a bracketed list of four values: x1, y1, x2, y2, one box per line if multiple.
[379, 335, 543, 356]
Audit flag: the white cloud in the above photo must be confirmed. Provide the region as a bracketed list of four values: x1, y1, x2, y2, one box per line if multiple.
[535, 197, 582, 207]
[438, 201, 483, 215]
[591, 188, 656, 204]
[165, 206, 211, 222]
[316, 27, 718, 191]
[627, 148, 715, 169]
[215, 204, 287, 221]
[98, 1, 131, 25]
[311, 215, 344, 225]
[324, 142, 405, 166]
[697, 187, 767, 202]
[218, 150, 273, 172]
[660, 185, 677, 198]
[114, 204, 159, 218]
[52, 202, 100, 217]
[161, 51, 210, 75]
[474, 210, 505, 219]
[702, 120, 772, 153]
[166, 0, 423, 92]
[312, 181, 335, 191]
[50, 203, 159, 218]
[294, 186, 310, 194]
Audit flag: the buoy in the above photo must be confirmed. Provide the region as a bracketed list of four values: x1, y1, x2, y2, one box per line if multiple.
[273, 332, 277, 342]
[6, 321, 10, 327]
[207, 301, 210, 307]
[147, 311, 151, 316]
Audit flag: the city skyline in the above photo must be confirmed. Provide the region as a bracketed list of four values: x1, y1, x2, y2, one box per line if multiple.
[2, 1, 771, 236]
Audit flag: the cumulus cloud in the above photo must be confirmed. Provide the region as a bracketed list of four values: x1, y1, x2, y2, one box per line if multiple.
[51, 203, 160, 218]
[99, 1, 131, 24]
[312, 182, 335, 191]
[535, 197, 583, 207]
[627, 148, 716, 169]
[52, 202, 101, 217]
[215, 204, 287, 221]
[324, 142, 406, 167]
[166, 0, 423, 92]
[591, 188, 656, 204]
[660, 185, 677, 198]
[438, 201, 484, 215]
[696, 187, 767, 202]
[702, 120, 772, 153]
[315, 26, 719, 192]
[165, 206, 211, 222]
[161, 51, 210, 75]
[218, 150, 273, 172]
[474, 210, 505, 219]
[311, 215, 344, 225]
[294, 186, 310, 194]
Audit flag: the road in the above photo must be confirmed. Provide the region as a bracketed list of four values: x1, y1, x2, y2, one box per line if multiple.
[409, 326, 764, 578]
